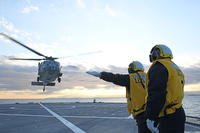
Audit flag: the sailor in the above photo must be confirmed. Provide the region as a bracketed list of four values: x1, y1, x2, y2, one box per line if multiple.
[146, 44, 185, 133]
[87, 61, 151, 133]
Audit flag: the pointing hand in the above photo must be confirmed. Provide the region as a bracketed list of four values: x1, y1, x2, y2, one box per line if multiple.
[86, 71, 101, 78]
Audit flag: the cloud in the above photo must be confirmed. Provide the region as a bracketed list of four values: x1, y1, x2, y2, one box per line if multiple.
[73, 1, 119, 17]
[77, 50, 103, 56]
[0, 62, 37, 91]
[0, 59, 200, 98]
[105, 4, 117, 17]
[105, 65, 127, 74]
[21, 6, 40, 14]
[0, 17, 33, 40]
[185, 83, 200, 92]
[76, 0, 86, 9]
[0, 18, 19, 33]
[0, 61, 115, 93]
[182, 65, 200, 85]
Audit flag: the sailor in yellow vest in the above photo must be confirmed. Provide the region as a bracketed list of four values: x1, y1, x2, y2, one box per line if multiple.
[146, 44, 185, 133]
[87, 61, 151, 133]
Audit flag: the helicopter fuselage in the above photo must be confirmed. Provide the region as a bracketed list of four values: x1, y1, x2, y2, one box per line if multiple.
[38, 60, 62, 84]
[0, 33, 63, 91]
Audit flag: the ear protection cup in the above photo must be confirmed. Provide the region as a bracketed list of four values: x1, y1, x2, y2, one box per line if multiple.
[128, 65, 134, 73]
[150, 47, 160, 62]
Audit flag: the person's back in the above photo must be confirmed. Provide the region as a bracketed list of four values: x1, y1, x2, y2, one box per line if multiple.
[146, 44, 185, 133]
[128, 71, 146, 117]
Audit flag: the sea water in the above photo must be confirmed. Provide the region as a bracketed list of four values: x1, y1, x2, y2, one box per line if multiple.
[183, 92, 200, 117]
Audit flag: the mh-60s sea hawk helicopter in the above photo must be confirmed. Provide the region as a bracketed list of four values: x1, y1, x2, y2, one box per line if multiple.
[0, 33, 62, 91]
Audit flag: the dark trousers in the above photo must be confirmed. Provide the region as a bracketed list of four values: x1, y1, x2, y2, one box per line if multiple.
[158, 107, 186, 133]
[136, 113, 152, 133]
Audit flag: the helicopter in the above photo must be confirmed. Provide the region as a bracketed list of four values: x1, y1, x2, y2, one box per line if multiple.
[0, 33, 62, 91]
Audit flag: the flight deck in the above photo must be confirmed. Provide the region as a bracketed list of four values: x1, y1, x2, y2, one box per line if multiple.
[0, 103, 199, 133]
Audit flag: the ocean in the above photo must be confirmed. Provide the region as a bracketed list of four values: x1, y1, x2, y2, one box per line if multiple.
[183, 92, 200, 117]
[0, 92, 199, 118]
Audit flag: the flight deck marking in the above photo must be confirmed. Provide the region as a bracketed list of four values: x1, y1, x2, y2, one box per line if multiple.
[0, 113, 129, 119]
[1, 112, 199, 129]
[0, 112, 199, 131]
[39, 103, 86, 133]
[0, 113, 53, 117]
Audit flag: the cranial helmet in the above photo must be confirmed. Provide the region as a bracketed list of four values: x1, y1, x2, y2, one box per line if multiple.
[128, 61, 144, 74]
[149, 44, 173, 62]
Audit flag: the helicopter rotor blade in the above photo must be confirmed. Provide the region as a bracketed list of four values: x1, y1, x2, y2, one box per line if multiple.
[58, 50, 103, 59]
[52, 57, 59, 60]
[0, 33, 48, 58]
[9, 57, 44, 61]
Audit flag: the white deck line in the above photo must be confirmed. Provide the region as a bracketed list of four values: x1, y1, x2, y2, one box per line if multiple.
[1, 112, 199, 131]
[39, 103, 86, 133]
[62, 115, 129, 119]
[0, 113, 53, 117]
[0, 113, 132, 119]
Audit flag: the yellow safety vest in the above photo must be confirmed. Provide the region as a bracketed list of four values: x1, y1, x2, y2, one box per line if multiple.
[127, 71, 147, 117]
[146, 59, 184, 117]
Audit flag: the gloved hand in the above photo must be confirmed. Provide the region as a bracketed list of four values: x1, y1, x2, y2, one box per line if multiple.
[146, 119, 159, 133]
[86, 71, 101, 77]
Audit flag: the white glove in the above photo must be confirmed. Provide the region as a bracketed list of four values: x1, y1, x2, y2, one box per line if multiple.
[146, 119, 159, 133]
[127, 114, 133, 119]
[86, 71, 101, 77]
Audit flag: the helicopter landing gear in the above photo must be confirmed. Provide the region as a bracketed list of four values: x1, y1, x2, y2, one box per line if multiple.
[43, 85, 45, 92]
[37, 77, 40, 82]
[58, 77, 61, 83]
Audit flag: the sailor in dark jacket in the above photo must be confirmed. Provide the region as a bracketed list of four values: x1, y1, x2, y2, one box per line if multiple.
[87, 61, 151, 133]
[146, 44, 185, 133]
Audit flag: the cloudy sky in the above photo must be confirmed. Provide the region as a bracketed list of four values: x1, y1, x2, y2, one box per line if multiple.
[0, 0, 200, 99]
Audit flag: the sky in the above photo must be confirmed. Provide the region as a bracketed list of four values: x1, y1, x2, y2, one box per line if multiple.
[0, 0, 200, 99]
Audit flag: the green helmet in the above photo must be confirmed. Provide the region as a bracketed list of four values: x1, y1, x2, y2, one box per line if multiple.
[128, 61, 144, 74]
[149, 44, 173, 62]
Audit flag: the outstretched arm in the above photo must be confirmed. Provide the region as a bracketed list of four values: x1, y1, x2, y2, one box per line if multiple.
[100, 72, 129, 87]
[86, 71, 129, 87]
